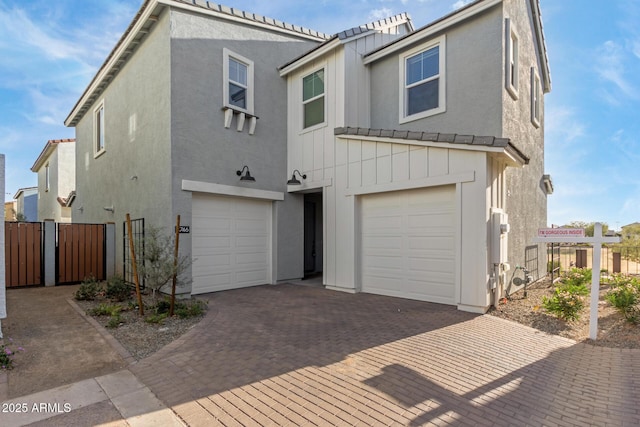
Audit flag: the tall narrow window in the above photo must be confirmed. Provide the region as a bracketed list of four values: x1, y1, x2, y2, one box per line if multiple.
[95, 102, 105, 155]
[302, 68, 325, 129]
[45, 163, 50, 192]
[506, 19, 519, 99]
[399, 36, 446, 123]
[223, 49, 254, 114]
[531, 68, 541, 127]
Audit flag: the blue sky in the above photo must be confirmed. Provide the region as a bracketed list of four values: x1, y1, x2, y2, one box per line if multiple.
[1, 0, 639, 230]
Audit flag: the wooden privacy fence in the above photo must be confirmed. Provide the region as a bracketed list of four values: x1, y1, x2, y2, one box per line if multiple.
[4, 222, 43, 287]
[57, 223, 106, 284]
[4, 221, 115, 287]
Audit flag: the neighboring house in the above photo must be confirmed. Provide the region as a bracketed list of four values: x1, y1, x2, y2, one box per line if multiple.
[66, 0, 552, 314]
[4, 200, 16, 221]
[30, 138, 76, 222]
[13, 187, 38, 222]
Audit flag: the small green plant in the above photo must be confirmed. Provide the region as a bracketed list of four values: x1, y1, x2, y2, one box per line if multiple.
[605, 277, 640, 324]
[106, 314, 123, 329]
[105, 275, 132, 302]
[562, 268, 592, 288]
[0, 338, 25, 370]
[543, 289, 585, 321]
[75, 276, 102, 301]
[145, 313, 168, 324]
[175, 300, 207, 319]
[88, 303, 122, 317]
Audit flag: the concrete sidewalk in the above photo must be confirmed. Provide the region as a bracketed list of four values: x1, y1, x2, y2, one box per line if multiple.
[1, 370, 183, 427]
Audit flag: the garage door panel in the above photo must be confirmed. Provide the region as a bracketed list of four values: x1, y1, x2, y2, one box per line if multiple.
[361, 185, 456, 305]
[192, 194, 271, 294]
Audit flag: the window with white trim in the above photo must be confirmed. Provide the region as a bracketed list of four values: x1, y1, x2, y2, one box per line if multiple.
[94, 101, 105, 156]
[399, 36, 446, 123]
[45, 163, 50, 192]
[302, 68, 325, 129]
[506, 19, 519, 99]
[531, 67, 541, 127]
[223, 48, 254, 114]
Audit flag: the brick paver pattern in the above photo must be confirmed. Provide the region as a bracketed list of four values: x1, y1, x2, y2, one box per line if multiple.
[130, 284, 640, 426]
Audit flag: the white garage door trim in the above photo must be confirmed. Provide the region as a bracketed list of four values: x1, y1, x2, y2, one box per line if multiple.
[191, 193, 272, 294]
[360, 185, 457, 305]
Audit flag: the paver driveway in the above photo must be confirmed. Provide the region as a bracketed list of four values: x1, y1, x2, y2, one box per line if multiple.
[130, 284, 640, 426]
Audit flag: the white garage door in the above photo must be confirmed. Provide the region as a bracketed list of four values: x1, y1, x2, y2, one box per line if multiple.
[191, 194, 271, 294]
[361, 185, 456, 305]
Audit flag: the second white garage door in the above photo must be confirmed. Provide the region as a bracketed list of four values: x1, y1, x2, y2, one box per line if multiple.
[361, 185, 456, 305]
[191, 194, 271, 294]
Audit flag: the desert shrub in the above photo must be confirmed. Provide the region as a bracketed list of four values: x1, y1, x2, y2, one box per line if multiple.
[89, 303, 121, 317]
[145, 313, 168, 324]
[106, 314, 123, 329]
[105, 276, 132, 302]
[175, 300, 207, 319]
[75, 276, 102, 301]
[542, 289, 585, 321]
[606, 277, 640, 324]
[562, 268, 592, 288]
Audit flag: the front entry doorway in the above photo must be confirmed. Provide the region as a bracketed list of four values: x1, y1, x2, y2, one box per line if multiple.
[303, 192, 323, 279]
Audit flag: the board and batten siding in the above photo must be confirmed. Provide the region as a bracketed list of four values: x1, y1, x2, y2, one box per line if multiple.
[327, 135, 494, 310]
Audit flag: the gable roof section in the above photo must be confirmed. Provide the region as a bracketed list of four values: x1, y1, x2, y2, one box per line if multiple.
[363, 0, 551, 93]
[279, 13, 413, 77]
[13, 187, 38, 200]
[334, 126, 529, 166]
[31, 139, 75, 172]
[65, 0, 330, 127]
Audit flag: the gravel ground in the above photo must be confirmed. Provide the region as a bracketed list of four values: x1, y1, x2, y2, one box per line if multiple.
[75, 293, 207, 360]
[488, 277, 640, 349]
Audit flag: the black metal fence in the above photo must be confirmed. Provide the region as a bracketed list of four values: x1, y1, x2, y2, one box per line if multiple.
[123, 217, 145, 289]
[545, 244, 640, 276]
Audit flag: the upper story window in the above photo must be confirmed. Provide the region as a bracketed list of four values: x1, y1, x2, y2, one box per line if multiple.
[223, 48, 254, 114]
[399, 36, 446, 123]
[94, 101, 105, 157]
[506, 19, 519, 99]
[531, 67, 541, 127]
[302, 68, 325, 129]
[45, 163, 50, 192]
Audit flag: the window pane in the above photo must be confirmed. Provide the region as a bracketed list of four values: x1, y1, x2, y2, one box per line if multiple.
[229, 58, 247, 85]
[96, 107, 104, 151]
[406, 47, 439, 85]
[229, 83, 246, 109]
[407, 79, 439, 116]
[304, 96, 324, 128]
[303, 69, 324, 101]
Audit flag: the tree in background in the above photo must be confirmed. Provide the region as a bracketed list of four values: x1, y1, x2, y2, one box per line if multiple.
[564, 221, 609, 237]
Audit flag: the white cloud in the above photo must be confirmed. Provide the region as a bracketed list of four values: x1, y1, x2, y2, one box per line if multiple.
[596, 40, 638, 100]
[368, 7, 395, 21]
[544, 105, 586, 144]
[452, 0, 473, 10]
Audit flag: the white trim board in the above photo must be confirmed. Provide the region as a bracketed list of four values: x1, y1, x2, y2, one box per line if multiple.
[345, 171, 475, 196]
[182, 179, 284, 201]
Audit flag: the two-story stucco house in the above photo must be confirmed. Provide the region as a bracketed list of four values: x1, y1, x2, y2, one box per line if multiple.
[13, 187, 38, 222]
[66, 0, 551, 314]
[30, 138, 76, 222]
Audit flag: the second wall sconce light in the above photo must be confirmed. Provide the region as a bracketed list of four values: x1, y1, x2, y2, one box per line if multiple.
[287, 169, 307, 185]
[236, 165, 256, 182]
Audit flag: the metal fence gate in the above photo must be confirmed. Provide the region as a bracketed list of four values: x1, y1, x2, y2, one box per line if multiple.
[4, 222, 43, 287]
[123, 217, 145, 289]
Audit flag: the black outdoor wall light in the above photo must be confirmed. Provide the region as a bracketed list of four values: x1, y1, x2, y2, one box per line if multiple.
[236, 165, 255, 182]
[287, 169, 307, 185]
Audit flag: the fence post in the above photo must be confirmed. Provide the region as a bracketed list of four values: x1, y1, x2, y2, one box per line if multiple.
[43, 220, 56, 286]
[1, 154, 6, 336]
[105, 222, 116, 279]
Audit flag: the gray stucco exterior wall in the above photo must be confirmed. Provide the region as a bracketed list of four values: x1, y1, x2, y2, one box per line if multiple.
[168, 10, 320, 285]
[73, 8, 173, 276]
[369, 5, 504, 137]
